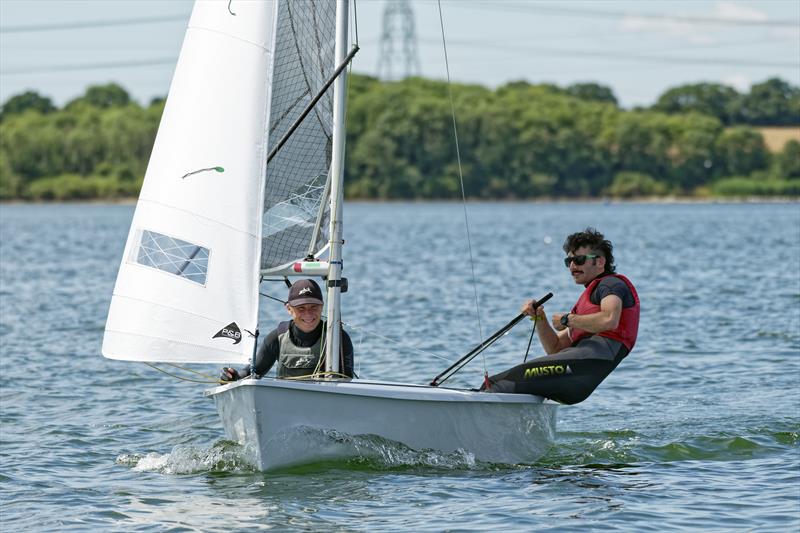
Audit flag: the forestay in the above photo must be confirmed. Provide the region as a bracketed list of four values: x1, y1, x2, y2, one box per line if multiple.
[103, 0, 339, 365]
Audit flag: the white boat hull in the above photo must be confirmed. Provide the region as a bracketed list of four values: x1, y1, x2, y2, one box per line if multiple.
[206, 378, 558, 471]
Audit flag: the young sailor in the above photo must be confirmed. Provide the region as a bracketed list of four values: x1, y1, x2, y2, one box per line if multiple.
[482, 227, 639, 404]
[220, 279, 354, 381]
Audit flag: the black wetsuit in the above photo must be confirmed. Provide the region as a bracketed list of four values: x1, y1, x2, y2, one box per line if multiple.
[236, 320, 354, 378]
[483, 276, 636, 404]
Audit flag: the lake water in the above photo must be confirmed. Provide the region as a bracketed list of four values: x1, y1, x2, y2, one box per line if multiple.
[1, 202, 798, 531]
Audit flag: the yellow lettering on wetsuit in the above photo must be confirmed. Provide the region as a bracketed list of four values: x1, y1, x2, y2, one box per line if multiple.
[524, 365, 566, 379]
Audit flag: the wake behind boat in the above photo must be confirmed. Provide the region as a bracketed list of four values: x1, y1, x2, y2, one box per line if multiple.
[101, 0, 557, 471]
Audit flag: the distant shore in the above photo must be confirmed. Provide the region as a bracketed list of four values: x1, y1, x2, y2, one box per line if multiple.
[2, 196, 798, 206]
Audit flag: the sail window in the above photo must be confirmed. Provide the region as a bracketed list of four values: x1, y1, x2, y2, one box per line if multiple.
[132, 230, 209, 285]
[263, 174, 327, 238]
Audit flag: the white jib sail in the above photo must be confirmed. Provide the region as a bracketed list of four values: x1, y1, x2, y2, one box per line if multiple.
[103, 0, 279, 364]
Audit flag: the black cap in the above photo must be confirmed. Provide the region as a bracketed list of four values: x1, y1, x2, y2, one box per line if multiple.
[287, 279, 324, 306]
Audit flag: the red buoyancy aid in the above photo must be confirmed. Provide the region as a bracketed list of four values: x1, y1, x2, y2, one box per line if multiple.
[568, 274, 640, 350]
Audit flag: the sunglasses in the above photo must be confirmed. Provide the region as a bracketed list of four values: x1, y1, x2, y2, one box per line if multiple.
[564, 254, 599, 267]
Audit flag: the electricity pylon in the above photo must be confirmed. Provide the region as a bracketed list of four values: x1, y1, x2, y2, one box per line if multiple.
[376, 0, 421, 80]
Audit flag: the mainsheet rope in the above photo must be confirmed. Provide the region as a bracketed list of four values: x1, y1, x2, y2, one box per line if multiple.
[144, 362, 221, 385]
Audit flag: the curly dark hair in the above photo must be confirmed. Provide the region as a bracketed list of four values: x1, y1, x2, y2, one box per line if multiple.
[563, 227, 616, 274]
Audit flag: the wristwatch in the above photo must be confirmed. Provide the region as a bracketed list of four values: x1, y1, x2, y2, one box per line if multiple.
[560, 313, 570, 328]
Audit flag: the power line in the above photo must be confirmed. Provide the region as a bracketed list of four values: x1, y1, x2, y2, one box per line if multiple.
[4, 38, 795, 77]
[458, 1, 800, 28]
[0, 15, 187, 34]
[416, 38, 799, 69]
[1, 58, 177, 76]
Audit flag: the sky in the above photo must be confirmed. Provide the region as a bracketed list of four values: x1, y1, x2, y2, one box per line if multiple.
[1, 0, 798, 109]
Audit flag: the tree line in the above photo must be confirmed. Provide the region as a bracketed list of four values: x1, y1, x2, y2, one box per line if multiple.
[1, 76, 798, 201]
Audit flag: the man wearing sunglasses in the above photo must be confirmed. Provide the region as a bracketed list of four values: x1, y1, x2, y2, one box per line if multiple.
[482, 227, 639, 404]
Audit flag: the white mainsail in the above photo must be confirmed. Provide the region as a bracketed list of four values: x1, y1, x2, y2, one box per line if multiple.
[103, 1, 280, 364]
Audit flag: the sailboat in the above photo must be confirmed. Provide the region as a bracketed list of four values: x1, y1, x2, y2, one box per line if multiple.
[102, 0, 557, 471]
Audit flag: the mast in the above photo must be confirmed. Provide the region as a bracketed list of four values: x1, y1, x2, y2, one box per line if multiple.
[324, 0, 349, 376]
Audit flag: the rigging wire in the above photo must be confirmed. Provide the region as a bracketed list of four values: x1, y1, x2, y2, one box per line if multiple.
[436, 0, 486, 374]
[352, 0, 360, 47]
[342, 321, 454, 364]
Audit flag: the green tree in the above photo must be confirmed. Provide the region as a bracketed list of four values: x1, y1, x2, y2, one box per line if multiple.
[600, 111, 673, 186]
[777, 139, 800, 179]
[715, 127, 769, 177]
[348, 73, 381, 99]
[665, 113, 722, 190]
[66, 82, 131, 109]
[0, 150, 21, 199]
[1, 111, 68, 180]
[6, 75, 793, 202]
[735, 78, 800, 125]
[477, 85, 560, 197]
[0, 91, 56, 121]
[653, 82, 740, 125]
[711, 176, 800, 196]
[0, 86, 159, 199]
[478, 85, 615, 197]
[566, 83, 618, 106]
[345, 77, 490, 199]
[607, 171, 667, 197]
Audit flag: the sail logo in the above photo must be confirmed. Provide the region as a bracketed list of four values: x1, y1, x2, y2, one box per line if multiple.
[213, 322, 242, 345]
[299, 287, 313, 295]
[523, 364, 572, 379]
